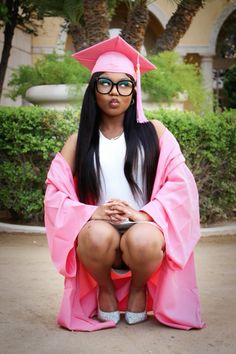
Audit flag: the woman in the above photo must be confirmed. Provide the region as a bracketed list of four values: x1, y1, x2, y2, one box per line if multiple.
[44, 36, 205, 331]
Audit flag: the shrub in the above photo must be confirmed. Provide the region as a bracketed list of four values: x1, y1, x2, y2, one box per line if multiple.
[0, 107, 78, 222]
[143, 51, 209, 113]
[7, 52, 90, 100]
[0, 107, 235, 224]
[147, 109, 236, 223]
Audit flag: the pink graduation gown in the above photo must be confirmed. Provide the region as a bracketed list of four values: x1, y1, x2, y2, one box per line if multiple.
[44, 128, 205, 331]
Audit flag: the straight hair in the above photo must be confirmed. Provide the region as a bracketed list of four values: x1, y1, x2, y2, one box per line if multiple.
[75, 72, 159, 205]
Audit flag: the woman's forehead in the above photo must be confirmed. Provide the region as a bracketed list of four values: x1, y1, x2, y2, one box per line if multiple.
[99, 72, 133, 80]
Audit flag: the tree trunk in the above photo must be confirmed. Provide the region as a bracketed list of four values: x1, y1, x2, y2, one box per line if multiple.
[155, 0, 205, 53]
[83, 0, 109, 47]
[121, 0, 149, 52]
[0, 0, 19, 99]
[68, 23, 87, 51]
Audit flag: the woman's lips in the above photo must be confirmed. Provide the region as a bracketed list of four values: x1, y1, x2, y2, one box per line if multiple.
[109, 99, 120, 108]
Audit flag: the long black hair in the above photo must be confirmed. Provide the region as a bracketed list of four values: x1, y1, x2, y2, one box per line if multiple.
[75, 72, 159, 205]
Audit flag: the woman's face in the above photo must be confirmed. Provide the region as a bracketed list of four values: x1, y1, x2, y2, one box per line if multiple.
[95, 72, 134, 120]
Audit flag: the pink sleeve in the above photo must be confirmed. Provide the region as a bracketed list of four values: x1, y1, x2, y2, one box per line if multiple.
[141, 132, 200, 269]
[44, 153, 97, 277]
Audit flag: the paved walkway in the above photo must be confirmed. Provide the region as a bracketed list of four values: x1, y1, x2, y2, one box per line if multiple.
[1, 221, 236, 237]
[0, 232, 236, 354]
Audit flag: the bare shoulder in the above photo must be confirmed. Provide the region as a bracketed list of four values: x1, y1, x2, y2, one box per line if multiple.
[150, 120, 166, 140]
[60, 132, 78, 174]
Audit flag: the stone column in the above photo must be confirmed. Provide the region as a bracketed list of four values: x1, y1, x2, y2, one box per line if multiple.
[56, 21, 68, 55]
[200, 55, 214, 91]
[200, 55, 214, 110]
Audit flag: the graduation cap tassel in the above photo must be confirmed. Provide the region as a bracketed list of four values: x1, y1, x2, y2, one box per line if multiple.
[136, 57, 148, 124]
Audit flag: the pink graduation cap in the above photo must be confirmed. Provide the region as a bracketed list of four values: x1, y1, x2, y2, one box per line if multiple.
[72, 36, 156, 123]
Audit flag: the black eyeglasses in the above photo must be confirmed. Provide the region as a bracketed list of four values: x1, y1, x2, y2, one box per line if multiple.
[95, 77, 135, 96]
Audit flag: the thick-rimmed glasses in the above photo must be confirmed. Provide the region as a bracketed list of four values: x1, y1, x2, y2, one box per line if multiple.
[95, 77, 135, 96]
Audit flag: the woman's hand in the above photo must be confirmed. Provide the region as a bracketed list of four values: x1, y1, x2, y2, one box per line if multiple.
[90, 201, 128, 223]
[104, 199, 153, 223]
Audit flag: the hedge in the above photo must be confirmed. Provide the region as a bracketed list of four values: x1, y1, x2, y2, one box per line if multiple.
[147, 110, 236, 223]
[0, 106, 235, 224]
[0, 107, 78, 223]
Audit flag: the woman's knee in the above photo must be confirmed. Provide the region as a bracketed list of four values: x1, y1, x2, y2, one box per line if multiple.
[121, 225, 164, 263]
[77, 220, 120, 260]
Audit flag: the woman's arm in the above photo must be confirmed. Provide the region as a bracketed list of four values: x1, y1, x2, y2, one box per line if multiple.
[60, 132, 78, 175]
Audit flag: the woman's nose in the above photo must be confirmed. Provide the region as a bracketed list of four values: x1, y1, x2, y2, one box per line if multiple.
[110, 84, 119, 95]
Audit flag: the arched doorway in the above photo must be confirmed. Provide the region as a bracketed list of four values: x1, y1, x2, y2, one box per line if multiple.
[65, 3, 164, 54]
[107, 2, 164, 54]
[213, 10, 236, 108]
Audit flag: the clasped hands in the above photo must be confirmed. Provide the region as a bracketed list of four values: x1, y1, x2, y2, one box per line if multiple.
[91, 198, 152, 224]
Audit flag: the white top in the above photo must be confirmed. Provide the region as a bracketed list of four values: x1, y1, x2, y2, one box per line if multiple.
[98, 131, 146, 209]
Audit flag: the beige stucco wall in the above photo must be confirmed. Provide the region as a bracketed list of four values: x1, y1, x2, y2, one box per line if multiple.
[32, 17, 64, 62]
[150, 0, 235, 55]
[0, 28, 31, 106]
[151, 0, 176, 18]
[32, 17, 65, 63]
[178, 0, 230, 47]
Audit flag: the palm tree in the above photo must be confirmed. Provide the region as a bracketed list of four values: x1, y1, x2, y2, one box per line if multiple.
[83, 0, 109, 45]
[121, 0, 149, 51]
[155, 0, 205, 53]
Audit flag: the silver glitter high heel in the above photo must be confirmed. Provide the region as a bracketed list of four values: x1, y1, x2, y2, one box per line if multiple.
[97, 308, 120, 324]
[125, 310, 147, 325]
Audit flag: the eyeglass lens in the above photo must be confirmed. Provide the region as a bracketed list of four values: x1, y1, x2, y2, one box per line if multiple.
[96, 78, 134, 96]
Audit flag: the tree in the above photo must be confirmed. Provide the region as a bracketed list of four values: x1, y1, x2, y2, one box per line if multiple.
[121, 0, 149, 52]
[83, 0, 109, 45]
[0, 0, 43, 98]
[155, 0, 205, 53]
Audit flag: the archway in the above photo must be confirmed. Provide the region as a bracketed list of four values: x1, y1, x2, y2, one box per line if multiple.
[213, 9, 236, 108]
[109, 5, 164, 53]
[64, 3, 164, 54]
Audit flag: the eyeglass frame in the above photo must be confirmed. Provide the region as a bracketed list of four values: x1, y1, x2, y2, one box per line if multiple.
[95, 77, 136, 96]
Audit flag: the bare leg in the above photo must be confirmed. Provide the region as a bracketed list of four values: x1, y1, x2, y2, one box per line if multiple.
[121, 224, 164, 312]
[77, 220, 120, 312]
